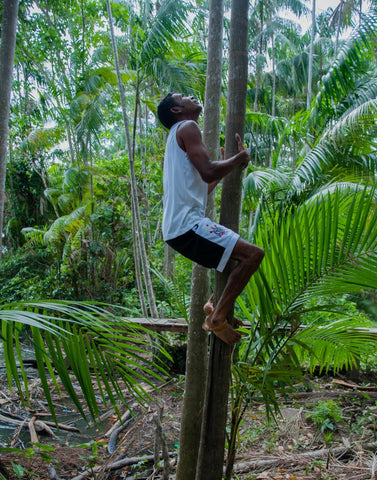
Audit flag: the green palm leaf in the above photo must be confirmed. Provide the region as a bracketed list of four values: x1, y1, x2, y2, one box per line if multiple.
[0, 301, 169, 422]
[296, 99, 377, 183]
[248, 185, 377, 320]
[290, 316, 376, 373]
[235, 186, 377, 417]
[139, 0, 191, 66]
[314, 6, 377, 120]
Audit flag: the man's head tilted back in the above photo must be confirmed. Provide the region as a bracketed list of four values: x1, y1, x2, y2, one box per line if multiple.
[157, 93, 178, 130]
[158, 93, 203, 129]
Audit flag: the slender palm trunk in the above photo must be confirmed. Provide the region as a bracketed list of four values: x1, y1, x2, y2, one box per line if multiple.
[306, 0, 316, 155]
[271, 35, 276, 119]
[196, 1, 249, 478]
[106, 0, 158, 318]
[0, 0, 19, 263]
[334, 0, 344, 58]
[270, 34, 276, 169]
[307, 0, 316, 111]
[176, 1, 224, 478]
[132, 201, 148, 317]
[359, 0, 362, 24]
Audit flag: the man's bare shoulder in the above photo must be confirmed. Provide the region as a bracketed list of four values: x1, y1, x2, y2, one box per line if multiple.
[177, 120, 201, 134]
[177, 120, 202, 144]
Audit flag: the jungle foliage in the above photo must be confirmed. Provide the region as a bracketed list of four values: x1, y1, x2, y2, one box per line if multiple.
[1, 0, 377, 437]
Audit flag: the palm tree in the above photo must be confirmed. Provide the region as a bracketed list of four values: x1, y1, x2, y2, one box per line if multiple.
[312, 2, 377, 130]
[329, 0, 364, 58]
[196, 1, 249, 478]
[307, 0, 316, 111]
[224, 184, 377, 476]
[106, 0, 157, 318]
[0, 0, 19, 262]
[222, 9, 377, 475]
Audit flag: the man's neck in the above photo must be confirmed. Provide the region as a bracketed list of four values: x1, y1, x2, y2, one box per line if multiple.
[176, 113, 200, 123]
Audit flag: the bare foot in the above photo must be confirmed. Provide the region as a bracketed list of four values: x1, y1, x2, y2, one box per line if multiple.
[203, 296, 244, 328]
[203, 313, 242, 345]
[203, 296, 242, 345]
[203, 295, 214, 315]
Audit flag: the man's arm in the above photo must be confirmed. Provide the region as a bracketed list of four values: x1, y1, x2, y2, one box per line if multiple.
[176, 121, 249, 184]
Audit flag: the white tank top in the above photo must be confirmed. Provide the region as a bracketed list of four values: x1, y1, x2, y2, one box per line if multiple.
[162, 121, 208, 241]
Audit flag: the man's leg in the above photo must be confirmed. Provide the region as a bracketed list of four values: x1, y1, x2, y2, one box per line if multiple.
[203, 238, 264, 345]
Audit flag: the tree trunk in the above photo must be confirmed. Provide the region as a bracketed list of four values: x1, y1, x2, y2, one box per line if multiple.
[306, 0, 315, 155]
[307, 0, 316, 111]
[106, 0, 158, 318]
[334, 0, 343, 58]
[176, 1, 224, 479]
[271, 34, 276, 119]
[175, 264, 210, 480]
[0, 0, 19, 263]
[196, 1, 249, 479]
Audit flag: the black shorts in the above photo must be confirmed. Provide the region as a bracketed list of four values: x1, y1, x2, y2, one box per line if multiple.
[166, 218, 239, 272]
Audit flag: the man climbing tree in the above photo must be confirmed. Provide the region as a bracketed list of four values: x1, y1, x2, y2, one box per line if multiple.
[196, 1, 251, 478]
[157, 93, 264, 345]
[174, 2, 227, 477]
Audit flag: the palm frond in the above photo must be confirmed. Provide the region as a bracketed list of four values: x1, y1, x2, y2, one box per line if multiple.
[248, 185, 377, 321]
[139, 0, 191, 66]
[1, 301, 169, 422]
[313, 6, 377, 120]
[244, 168, 295, 199]
[290, 316, 376, 374]
[21, 127, 65, 153]
[295, 99, 377, 183]
[43, 205, 88, 247]
[152, 269, 190, 321]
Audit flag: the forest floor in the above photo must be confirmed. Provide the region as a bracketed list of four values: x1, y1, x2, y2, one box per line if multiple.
[1, 355, 377, 480]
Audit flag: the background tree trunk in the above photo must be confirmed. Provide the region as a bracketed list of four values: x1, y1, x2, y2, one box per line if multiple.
[196, 0, 249, 478]
[0, 0, 19, 263]
[176, 1, 224, 478]
[106, 0, 158, 318]
[307, 0, 316, 111]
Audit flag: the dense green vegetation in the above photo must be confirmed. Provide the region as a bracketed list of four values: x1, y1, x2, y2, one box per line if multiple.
[2, 0, 376, 312]
[2, 1, 377, 476]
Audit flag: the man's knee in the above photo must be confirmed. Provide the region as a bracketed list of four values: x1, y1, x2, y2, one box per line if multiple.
[232, 238, 264, 266]
[246, 243, 264, 268]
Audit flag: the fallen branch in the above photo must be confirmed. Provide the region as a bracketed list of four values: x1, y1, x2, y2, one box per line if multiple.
[10, 419, 28, 447]
[0, 413, 80, 433]
[34, 420, 56, 437]
[333, 379, 377, 391]
[70, 452, 177, 480]
[41, 420, 80, 433]
[28, 417, 38, 444]
[0, 413, 24, 425]
[107, 416, 134, 454]
[233, 441, 377, 474]
[105, 409, 132, 437]
[0, 409, 24, 421]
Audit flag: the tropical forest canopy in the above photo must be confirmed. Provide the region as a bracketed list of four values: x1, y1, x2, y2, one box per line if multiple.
[1, 0, 377, 328]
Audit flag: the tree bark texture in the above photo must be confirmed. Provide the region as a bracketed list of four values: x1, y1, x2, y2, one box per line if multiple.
[0, 0, 19, 262]
[196, 1, 249, 479]
[176, 1, 224, 479]
[175, 264, 210, 480]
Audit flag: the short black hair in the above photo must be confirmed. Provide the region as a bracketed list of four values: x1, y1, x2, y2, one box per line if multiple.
[157, 93, 179, 130]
